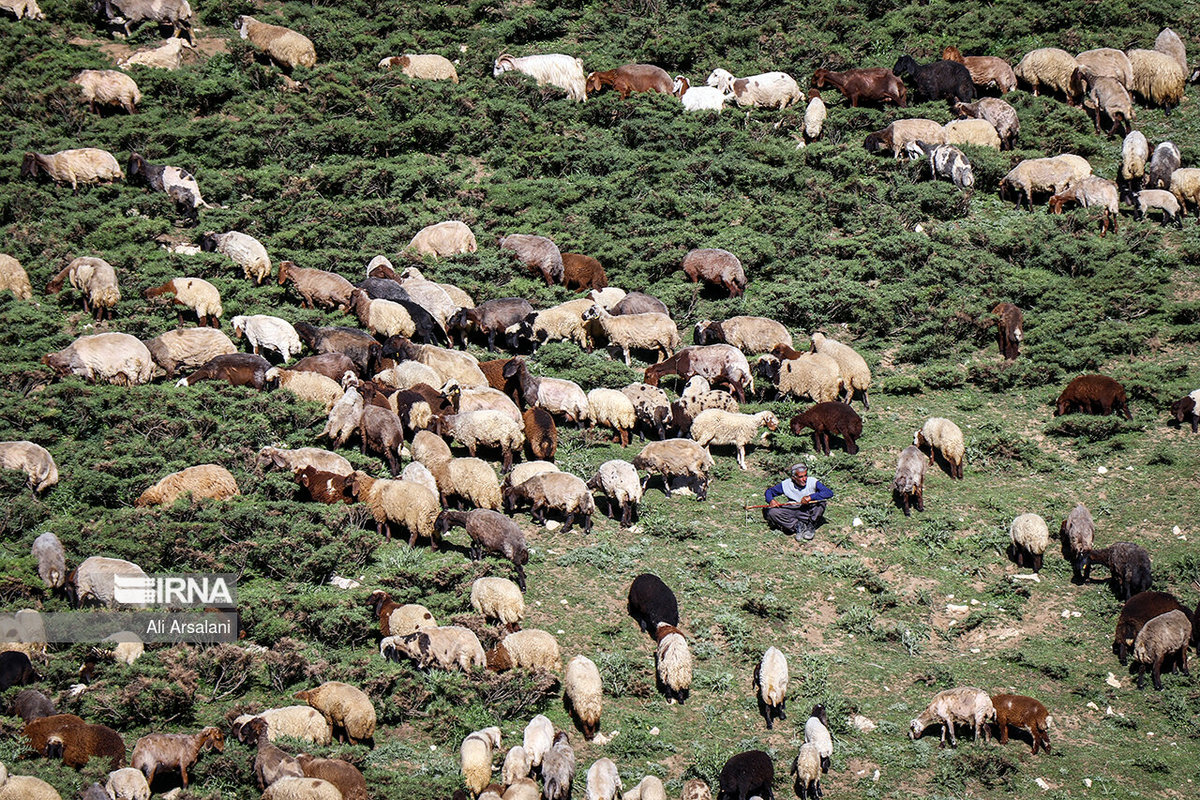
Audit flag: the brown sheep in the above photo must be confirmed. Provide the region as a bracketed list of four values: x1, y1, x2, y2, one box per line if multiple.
[295, 466, 354, 504]
[358, 405, 404, 475]
[523, 406, 558, 461]
[130, 726, 223, 788]
[479, 358, 522, 405]
[585, 64, 673, 98]
[277, 260, 354, 310]
[812, 68, 907, 107]
[296, 754, 368, 800]
[992, 303, 1023, 360]
[1055, 374, 1132, 419]
[176, 353, 271, 389]
[22, 714, 85, 756]
[51, 723, 126, 770]
[681, 248, 747, 297]
[291, 353, 358, 382]
[560, 253, 608, 290]
[1169, 391, 1199, 433]
[243, 717, 302, 789]
[1113, 591, 1193, 665]
[991, 694, 1051, 754]
[790, 402, 863, 455]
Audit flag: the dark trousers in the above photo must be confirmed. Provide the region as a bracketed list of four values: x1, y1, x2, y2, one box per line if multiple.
[763, 502, 826, 534]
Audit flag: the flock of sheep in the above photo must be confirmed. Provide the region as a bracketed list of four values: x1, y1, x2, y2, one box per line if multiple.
[2, 2, 1200, 799]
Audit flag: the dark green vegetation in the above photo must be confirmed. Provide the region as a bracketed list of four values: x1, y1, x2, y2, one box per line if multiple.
[2, 0, 1200, 797]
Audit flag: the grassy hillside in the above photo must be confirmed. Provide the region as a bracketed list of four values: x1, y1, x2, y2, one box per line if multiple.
[1, 0, 1200, 798]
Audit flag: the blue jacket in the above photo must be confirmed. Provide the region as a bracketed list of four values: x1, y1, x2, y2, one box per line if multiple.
[765, 478, 833, 504]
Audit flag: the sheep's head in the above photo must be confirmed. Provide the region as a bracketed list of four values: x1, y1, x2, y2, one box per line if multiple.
[492, 54, 514, 77]
[200, 726, 225, 752]
[232, 15, 250, 37]
[585, 71, 603, 95]
[892, 55, 918, 77]
[672, 76, 688, 97]
[20, 153, 39, 179]
[276, 260, 294, 285]
[1170, 396, 1195, 423]
[812, 69, 829, 87]
[908, 717, 925, 739]
[705, 68, 733, 91]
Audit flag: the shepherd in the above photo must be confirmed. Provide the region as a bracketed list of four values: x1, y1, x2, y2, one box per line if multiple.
[761, 463, 833, 542]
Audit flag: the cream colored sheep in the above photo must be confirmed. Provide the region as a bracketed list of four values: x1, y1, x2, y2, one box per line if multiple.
[953, 98, 1019, 150]
[1134, 188, 1182, 225]
[790, 744, 821, 800]
[909, 687, 995, 745]
[754, 647, 788, 729]
[589, 287, 626, 310]
[503, 461, 559, 492]
[689, 409, 777, 470]
[231, 315, 302, 360]
[348, 472, 441, 546]
[1076, 48, 1133, 88]
[409, 342, 487, 387]
[201, 230, 271, 284]
[1127, 49, 1185, 111]
[942, 118, 1000, 149]
[144, 277, 222, 327]
[504, 779, 540, 800]
[809, 332, 871, 408]
[801, 89, 825, 146]
[915, 417, 965, 479]
[0, 255, 32, 300]
[586, 388, 637, 447]
[0, 0, 44, 19]
[349, 290, 415, 339]
[1169, 168, 1200, 219]
[384, 625, 485, 671]
[398, 267, 464, 320]
[695, 316, 791, 354]
[1121, 130, 1149, 189]
[494, 53, 586, 102]
[45, 256, 120, 321]
[261, 777, 341, 800]
[471, 577, 524, 631]
[772, 352, 843, 403]
[266, 368, 343, 412]
[118, 37, 189, 71]
[21, 149, 122, 190]
[0, 762, 61, 800]
[233, 707, 332, 746]
[585, 757, 623, 800]
[102, 631, 144, 665]
[70, 556, 146, 607]
[135, 464, 239, 506]
[420, 450, 502, 511]
[105, 766, 150, 800]
[522, 298, 595, 349]
[621, 776, 666, 800]
[522, 715, 554, 769]
[586, 459, 642, 528]
[564, 655, 603, 739]
[145, 327, 236, 377]
[320, 384, 363, 448]
[632, 439, 714, 500]
[294, 682, 376, 745]
[1048, 175, 1120, 235]
[407, 220, 476, 256]
[1, 442, 58, 494]
[655, 623, 692, 704]
[1009, 513, 1050, 571]
[441, 409, 525, 470]
[447, 385, 521, 423]
[486, 629, 561, 672]
[69, 70, 140, 114]
[461, 727, 502, 797]
[863, 118, 945, 157]
[42, 333, 154, 386]
[1154, 27, 1187, 74]
[374, 361, 442, 390]
[1014, 48, 1083, 104]
[501, 745, 530, 786]
[380, 54, 459, 83]
[398, 461, 438, 497]
[1000, 157, 1079, 210]
[234, 15, 316, 70]
[581, 304, 679, 365]
[707, 68, 801, 108]
[256, 445, 352, 476]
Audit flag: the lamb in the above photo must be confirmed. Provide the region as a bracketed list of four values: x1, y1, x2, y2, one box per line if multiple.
[991, 694, 1051, 754]
[621, 383, 671, 440]
[1169, 388, 1200, 431]
[1133, 609, 1191, 690]
[294, 682, 376, 746]
[230, 315, 302, 361]
[611, 292, 668, 316]
[296, 324, 381, 375]
[804, 704, 833, 773]
[560, 253, 608, 291]
[716, 750, 773, 800]
[277, 261, 353, 311]
[383, 626, 485, 672]
[909, 687, 995, 746]
[144, 277, 221, 327]
[176, 353, 271, 390]
[232, 708, 331, 747]
[1014, 48, 1084, 104]
[541, 732, 576, 800]
[234, 15, 316, 71]
[586, 459, 642, 528]
[682, 248, 747, 296]
[1054, 374, 1132, 419]
[892, 55, 976, 103]
[1147, 141, 1181, 190]
[508, 299, 595, 351]
[266, 368, 343, 412]
[953, 98, 1019, 150]
[622, 776, 666, 800]
[581, 304, 679, 365]
[382, 337, 486, 387]
[380, 54, 459, 83]
[1060, 503, 1095, 581]
[791, 402, 863, 456]
[706, 68, 801, 109]
[257, 445, 352, 477]
[585, 389, 637, 447]
[1127, 49, 1185, 112]
[905, 140, 975, 190]
[672, 76, 732, 111]
[69, 70, 140, 114]
[0, 254, 32, 300]
[753, 647, 788, 729]
[503, 461, 559, 493]
[632, 439, 714, 500]
[1134, 189, 1183, 227]
[503, 359, 589, 426]
[790, 743, 821, 800]
[809, 333, 871, 407]
[564, 655, 603, 739]
[1113, 591, 1193, 665]
[45, 257, 120, 321]
[811, 67, 907, 107]
[49, 723, 126, 769]
[130, 727, 223, 789]
[522, 715, 554, 770]
[346, 471, 440, 545]
[68, 556, 146, 608]
[1049, 176, 1121, 235]
[643, 345, 753, 403]
[503, 472, 595, 533]
[758, 351, 843, 404]
[1169, 168, 1200, 220]
[0, 762, 61, 800]
[891, 445, 927, 516]
[295, 754, 367, 800]
[376, 360, 442, 390]
[940, 46, 1016, 93]
[1081, 73, 1135, 136]
[1009, 513, 1050, 571]
[486, 629, 561, 673]
[439, 410, 525, 471]
[21, 149, 123, 191]
[493, 53, 587, 102]
[104, 767, 150, 799]
[261, 777, 342, 800]
[1081, 542, 1152, 600]
[627, 573, 679, 634]
[0, 0, 43, 18]
[136, 464, 238, 506]
[586, 758, 623, 800]
[471, 576, 524, 631]
[117, 36, 190, 70]
[695, 317, 791, 354]
[11, 689, 55, 723]
[499, 234, 564, 285]
[690, 409, 777, 469]
[1, 443, 59, 496]
[1076, 48, 1133, 88]
[942, 118, 1000, 150]
[522, 407, 557, 461]
[655, 624, 695, 703]
[435, 509, 528, 589]
[914, 417, 965, 479]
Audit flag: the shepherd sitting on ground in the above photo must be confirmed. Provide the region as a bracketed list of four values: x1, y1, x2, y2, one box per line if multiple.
[763, 462, 833, 541]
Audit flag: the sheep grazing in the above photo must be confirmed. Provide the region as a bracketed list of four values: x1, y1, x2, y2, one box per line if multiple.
[891, 445, 927, 516]
[585, 64, 673, 98]
[791, 402, 862, 456]
[45, 257, 120, 321]
[234, 15, 316, 71]
[706, 67, 801, 109]
[231, 315, 302, 361]
[96, 0, 193, 42]
[1076, 48, 1133, 88]
[564, 655, 603, 739]
[680, 248, 747, 297]
[118, 36, 190, 70]
[1133, 609, 1191, 690]
[1082, 542, 1152, 600]
[1014, 48, 1084, 104]
[232, 707, 331, 746]
[690, 409, 777, 469]
[384, 337, 486, 387]
[1147, 141, 1181, 190]
[145, 327, 236, 377]
[294, 682, 376, 746]
[611, 292, 668, 316]
[367, 592, 437, 639]
[790, 743, 821, 800]
[21, 149, 122, 191]
[1081, 72, 1135, 136]
[240, 717, 302, 789]
[1126, 49, 1185, 113]
[278, 261, 353, 311]
[892, 55, 976, 103]
[347, 471, 439, 545]
[632, 439, 714, 500]
[0, 254, 32, 300]
[622, 775, 666, 800]
[449, 298, 534, 351]
[627, 573, 679, 635]
[753, 647, 788, 729]
[439, 410, 524, 471]
[0, 652, 36, 691]
[716, 750, 773, 800]
[130, 727, 223, 789]
[1000, 156, 1088, 210]
[0, 762, 61, 800]
[1169, 167, 1200, 221]
[905, 141, 974, 191]
[295, 754, 367, 800]
[412, 432, 502, 511]
[809, 333, 871, 407]
[29, 532, 64, 593]
[1154, 27, 1187, 73]
[1134, 189, 1183, 227]
[127, 153, 208, 221]
[135, 464, 239, 506]
[991, 694, 1051, 754]
[257, 445, 352, 477]
[954, 98, 1019, 150]
[436, 509, 528, 589]
[942, 118, 1000, 150]
[522, 407, 557, 461]
[50, 723, 126, 769]
[581, 304, 679, 366]
[503, 472, 595, 533]
[144, 277, 221, 327]
[69, 69, 140, 114]
[940, 46, 1016, 93]
[1, 443, 59, 496]
[176, 353, 271, 389]
[586, 459, 642, 527]
[503, 358, 588, 426]
[805, 704, 833, 773]
[499, 233, 563, 285]
[1170, 388, 1200, 431]
[262, 777, 342, 800]
[541, 732, 576, 800]
[67, 556, 146, 608]
[379, 54, 459, 83]
[471, 576, 524, 632]
[644, 345, 753, 403]
[1060, 504, 1095, 581]
[811, 67, 906, 107]
[559, 252, 608, 291]
[1054, 374, 1132, 419]
[382, 626, 485, 672]
[654, 623, 692, 704]
[523, 715, 554, 770]
[508, 298, 596, 351]
[586, 388, 638, 446]
[1, 0, 44, 19]
[486, 629, 561, 673]
[622, 382, 671, 440]
[105, 767, 151, 799]
[11, 689, 55, 723]
[494, 52, 587, 102]
[1049, 176, 1121, 236]
[992, 302, 1023, 360]
[296, 324, 380, 375]
[909, 687, 994, 746]
[1009, 513, 1050, 571]
[586, 757, 623, 800]
[914, 417, 965, 479]
[1113, 591, 1193, 666]
[673, 76, 732, 111]
[200, 231, 271, 285]
[758, 350, 842, 404]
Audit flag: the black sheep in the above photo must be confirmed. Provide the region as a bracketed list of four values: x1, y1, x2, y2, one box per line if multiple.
[717, 750, 774, 800]
[294, 323, 383, 375]
[1082, 542, 1152, 600]
[627, 573, 679, 635]
[447, 298, 534, 351]
[11, 688, 55, 722]
[0, 651, 37, 691]
[1169, 393, 1199, 433]
[176, 353, 271, 390]
[893, 55, 976, 104]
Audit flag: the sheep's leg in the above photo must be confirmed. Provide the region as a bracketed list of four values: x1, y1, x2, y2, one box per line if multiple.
[1181, 647, 1190, 676]
[623, 347, 631, 366]
[1152, 655, 1165, 690]
[1136, 660, 1147, 689]
[181, 764, 189, 788]
[563, 513, 574, 533]
[736, 445, 746, 470]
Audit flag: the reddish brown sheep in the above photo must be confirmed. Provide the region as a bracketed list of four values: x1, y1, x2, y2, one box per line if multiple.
[585, 64, 674, 98]
[991, 694, 1050, 754]
[812, 68, 907, 107]
[643, 345, 753, 403]
[523, 407, 557, 461]
[1113, 591, 1193, 665]
[359, 405, 404, 475]
[176, 353, 271, 389]
[291, 353, 358, 382]
[682, 248, 747, 297]
[52, 722, 126, 770]
[560, 253, 608, 291]
[992, 302, 1023, 360]
[1055, 374, 1132, 419]
[790, 402, 863, 455]
[23, 714, 85, 756]
[296, 466, 355, 504]
[479, 358, 522, 405]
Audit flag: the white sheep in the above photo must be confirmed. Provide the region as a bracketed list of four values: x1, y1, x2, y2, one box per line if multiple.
[914, 417, 965, 479]
[942, 118, 1000, 149]
[1076, 48, 1133, 88]
[1121, 130, 1149, 197]
[320, 383, 363, 448]
[118, 37, 191, 71]
[471, 576, 525, 632]
[581, 304, 679, 365]
[1009, 513, 1050, 571]
[1014, 48, 1083, 104]
[754, 647, 788, 729]
[42, 333, 154, 386]
[621, 776, 666, 800]
[909, 687, 995, 746]
[1133, 189, 1181, 226]
[501, 745, 530, 786]
[486, 629, 561, 673]
[800, 89, 826, 146]
[30, 531, 65, 588]
[521, 298, 595, 349]
[399, 461, 438, 497]
[0, 762, 61, 800]
[145, 327, 236, 377]
[105, 767, 150, 800]
[1169, 168, 1200, 220]
[953, 98, 1020, 150]
[586, 388, 637, 447]
[564, 655, 603, 739]
[265, 368, 343, 412]
[1127, 48, 1185, 111]
[1000, 156, 1079, 210]
[234, 15, 316, 71]
[905, 141, 975, 191]
[655, 623, 692, 704]
[384, 625, 485, 671]
[695, 317, 791, 354]
[809, 332, 871, 407]
[790, 743, 822, 800]
[673, 76, 731, 111]
[374, 361, 442, 390]
[586, 459, 642, 528]
[706, 68, 801, 108]
[588, 287, 627, 310]
[200, 231, 271, 284]
[21, 148, 122, 191]
[1155, 28, 1187, 74]
[71, 556, 147, 608]
[523, 715, 554, 769]
[46, 256, 120, 321]
[0, 0, 44, 19]
[380, 54, 459, 83]
[0, 254, 32, 300]
[3, 443, 59, 495]
[494, 53, 587, 102]
[632, 439, 714, 500]
[233, 707, 332, 745]
[586, 758, 623, 800]
[230, 315, 302, 361]
[440, 410, 524, 471]
[689, 409, 778, 470]
[261, 778, 341, 800]
[69, 70, 140, 114]
[1049, 175, 1120, 235]
[407, 220, 476, 256]
[804, 705, 833, 772]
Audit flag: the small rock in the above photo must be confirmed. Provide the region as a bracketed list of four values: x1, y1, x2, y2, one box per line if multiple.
[1084, 778, 1093, 788]
[1173, 526, 1181, 535]
[872, 769, 880, 782]
[1106, 706, 1114, 716]
[592, 733, 609, 745]
[970, 599, 979, 605]
[1061, 610, 1071, 618]
[1035, 777, 1050, 791]
[1012, 573, 1041, 583]
[1097, 466, 1108, 474]
[162, 790, 183, 800]
[545, 519, 561, 531]
[430, 745, 437, 751]
[328, 574, 360, 590]
[970, 648, 980, 653]
[628, 525, 643, 534]
[649, 727, 660, 736]
[851, 714, 876, 733]
[717, 543, 727, 548]
[1086, 701, 1099, 711]
[556, 630, 565, 635]
[852, 517, 863, 527]
[1105, 673, 1121, 688]
[947, 604, 969, 613]
[1071, 611, 1081, 618]
[560, 599, 569, 605]
[400, 446, 411, 459]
